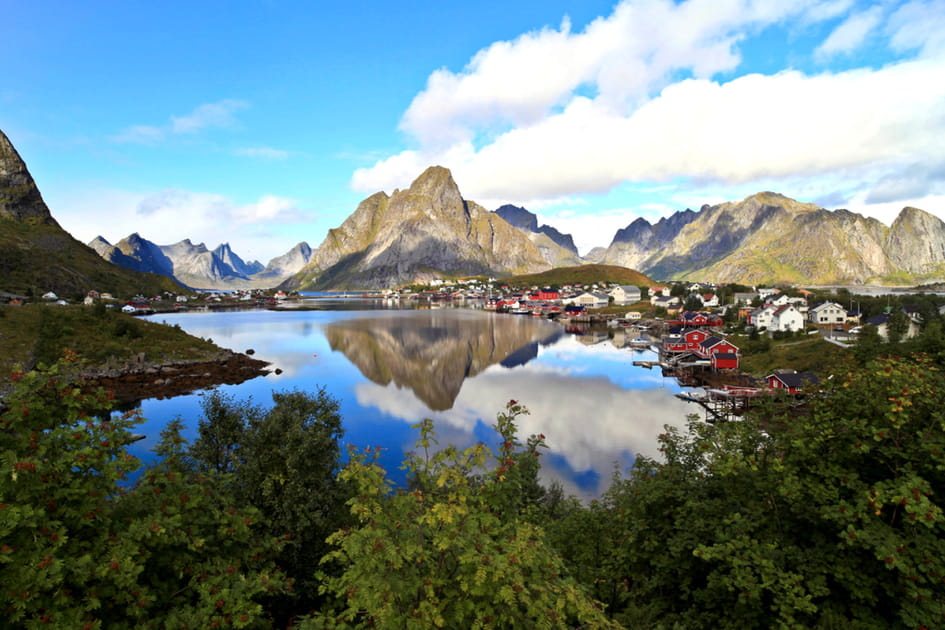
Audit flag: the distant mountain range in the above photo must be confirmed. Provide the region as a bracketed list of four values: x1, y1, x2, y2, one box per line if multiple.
[88, 234, 312, 290]
[4, 123, 944, 292]
[589, 192, 945, 285]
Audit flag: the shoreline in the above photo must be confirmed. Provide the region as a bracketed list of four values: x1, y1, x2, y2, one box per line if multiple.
[1, 350, 271, 409]
[78, 350, 271, 404]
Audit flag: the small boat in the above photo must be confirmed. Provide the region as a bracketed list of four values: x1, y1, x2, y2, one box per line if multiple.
[628, 337, 652, 348]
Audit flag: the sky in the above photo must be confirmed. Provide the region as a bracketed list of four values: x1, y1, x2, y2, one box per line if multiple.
[2, 0, 944, 263]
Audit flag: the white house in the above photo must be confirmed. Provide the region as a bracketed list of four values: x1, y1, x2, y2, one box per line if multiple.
[765, 293, 791, 307]
[575, 292, 610, 308]
[748, 305, 777, 329]
[809, 301, 847, 325]
[733, 292, 760, 305]
[770, 305, 805, 332]
[700, 293, 719, 308]
[867, 311, 922, 340]
[609, 285, 642, 306]
[652, 295, 681, 311]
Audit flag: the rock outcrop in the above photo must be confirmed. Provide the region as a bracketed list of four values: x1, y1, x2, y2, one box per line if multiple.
[0, 130, 57, 225]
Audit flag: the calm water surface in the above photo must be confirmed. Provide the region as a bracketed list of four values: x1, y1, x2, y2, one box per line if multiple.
[137, 304, 694, 498]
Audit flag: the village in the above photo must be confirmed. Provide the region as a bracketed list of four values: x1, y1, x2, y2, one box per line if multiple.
[5, 274, 944, 420]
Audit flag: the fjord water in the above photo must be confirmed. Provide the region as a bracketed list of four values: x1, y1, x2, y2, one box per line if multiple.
[137, 305, 693, 498]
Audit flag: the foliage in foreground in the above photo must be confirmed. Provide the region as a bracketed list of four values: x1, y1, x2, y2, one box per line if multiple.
[0, 359, 289, 628]
[554, 355, 945, 629]
[4, 351, 945, 628]
[301, 404, 618, 629]
[186, 388, 353, 625]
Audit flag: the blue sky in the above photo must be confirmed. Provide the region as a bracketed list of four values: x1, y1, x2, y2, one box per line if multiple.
[2, 0, 943, 263]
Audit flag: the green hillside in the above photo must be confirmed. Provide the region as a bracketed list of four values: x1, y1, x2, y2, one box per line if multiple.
[0, 304, 221, 378]
[502, 264, 654, 287]
[0, 217, 182, 299]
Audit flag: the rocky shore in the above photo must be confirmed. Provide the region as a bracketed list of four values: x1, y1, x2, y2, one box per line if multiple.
[0, 350, 271, 408]
[79, 350, 271, 403]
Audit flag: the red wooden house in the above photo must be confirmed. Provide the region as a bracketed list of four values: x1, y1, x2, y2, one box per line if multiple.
[711, 352, 739, 370]
[663, 328, 714, 353]
[695, 335, 739, 362]
[765, 372, 819, 394]
[673, 311, 724, 327]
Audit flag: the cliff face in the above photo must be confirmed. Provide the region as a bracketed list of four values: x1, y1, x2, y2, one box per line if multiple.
[493, 204, 582, 266]
[885, 207, 945, 274]
[0, 130, 57, 225]
[598, 192, 945, 284]
[285, 166, 559, 290]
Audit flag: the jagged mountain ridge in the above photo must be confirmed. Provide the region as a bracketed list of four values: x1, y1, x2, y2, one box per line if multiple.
[492, 204, 583, 267]
[596, 192, 945, 284]
[283, 166, 577, 290]
[1, 128, 181, 296]
[90, 233, 311, 289]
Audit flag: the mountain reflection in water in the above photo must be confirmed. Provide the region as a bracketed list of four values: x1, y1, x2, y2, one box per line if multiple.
[134, 307, 694, 498]
[322, 310, 563, 410]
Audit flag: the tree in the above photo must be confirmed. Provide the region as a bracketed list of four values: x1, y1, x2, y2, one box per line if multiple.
[303, 403, 619, 629]
[0, 358, 288, 628]
[578, 355, 945, 629]
[887, 309, 911, 344]
[188, 388, 352, 623]
[683, 294, 704, 312]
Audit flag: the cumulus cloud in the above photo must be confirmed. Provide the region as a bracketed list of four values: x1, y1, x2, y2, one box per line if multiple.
[351, 0, 945, 228]
[111, 99, 248, 144]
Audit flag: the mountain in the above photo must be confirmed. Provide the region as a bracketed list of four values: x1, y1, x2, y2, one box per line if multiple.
[255, 242, 312, 281]
[89, 234, 312, 289]
[596, 192, 945, 285]
[283, 166, 572, 290]
[492, 204, 583, 266]
[0, 129, 181, 297]
[213, 243, 264, 276]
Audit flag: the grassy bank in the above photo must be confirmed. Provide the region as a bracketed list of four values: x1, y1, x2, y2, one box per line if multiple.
[0, 304, 223, 378]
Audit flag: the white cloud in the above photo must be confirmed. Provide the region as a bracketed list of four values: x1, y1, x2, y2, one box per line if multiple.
[170, 99, 247, 134]
[234, 146, 290, 160]
[111, 99, 248, 144]
[110, 124, 166, 144]
[50, 187, 304, 262]
[351, 0, 945, 230]
[886, 0, 945, 56]
[815, 6, 884, 59]
[397, 0, 817, 149]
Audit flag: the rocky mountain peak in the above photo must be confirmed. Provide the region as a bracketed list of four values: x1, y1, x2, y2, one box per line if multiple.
[405, 166, 465, 214]
[494, 204, 539, 232]
[0, 129, 58, 225]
